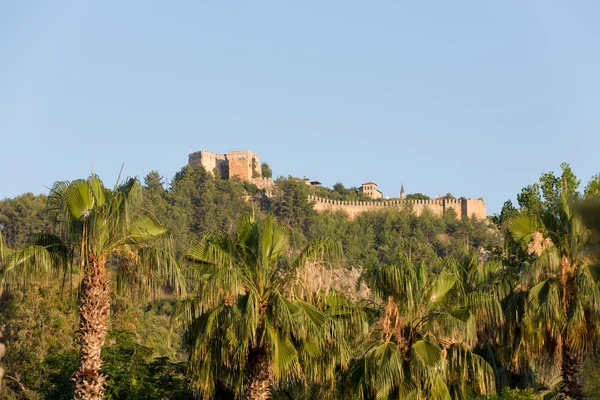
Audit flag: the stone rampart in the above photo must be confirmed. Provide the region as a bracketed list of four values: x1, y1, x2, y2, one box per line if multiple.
[251, 177, 274, 194]
[189, 149, 260, 181]
[308, 196, 486, 219]
[189, 150, 228, 176]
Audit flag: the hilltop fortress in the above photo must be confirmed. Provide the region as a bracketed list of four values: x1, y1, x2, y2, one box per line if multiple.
[188, 149, 273, 191]
[189, 149, 487, 219]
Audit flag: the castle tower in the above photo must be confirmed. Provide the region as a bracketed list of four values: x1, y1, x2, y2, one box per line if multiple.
[226, 150, 261, 181]
[400, 184, 405, 199]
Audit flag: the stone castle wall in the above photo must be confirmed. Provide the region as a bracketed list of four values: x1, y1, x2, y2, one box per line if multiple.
[227, 150, 261, 181]
[189, 150, 273, 191]
[444, 198, 463, 217]
[251, 177, 274, 192]
[189, 150, 486, 219]
[189, 150, 261, 181]
[463, 198, 486, 219]
[308, 195, 486, 219]
[189, 151, 228, 176]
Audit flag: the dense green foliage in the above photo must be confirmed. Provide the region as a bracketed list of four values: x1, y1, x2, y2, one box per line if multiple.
[0, 163, 599, 399]
[261, 163, 273, 179]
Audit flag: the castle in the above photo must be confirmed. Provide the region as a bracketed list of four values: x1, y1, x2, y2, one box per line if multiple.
[188, 149, 274, 191]
[189, 149, 486, 219]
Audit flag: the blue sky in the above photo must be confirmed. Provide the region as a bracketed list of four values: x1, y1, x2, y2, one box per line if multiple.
[1, 1, 599, 214]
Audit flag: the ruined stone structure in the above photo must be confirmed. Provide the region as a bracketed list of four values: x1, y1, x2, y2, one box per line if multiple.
[308, 195, 487, 219]
[227, 150, 261, 180]
[189, 149, 261, 180]
[188, 149, 274, 193]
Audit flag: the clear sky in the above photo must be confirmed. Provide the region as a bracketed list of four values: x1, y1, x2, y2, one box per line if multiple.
[1, 1, 599, 214]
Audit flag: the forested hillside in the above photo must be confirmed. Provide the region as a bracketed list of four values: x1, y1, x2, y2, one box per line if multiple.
[0, 163, 599, 399]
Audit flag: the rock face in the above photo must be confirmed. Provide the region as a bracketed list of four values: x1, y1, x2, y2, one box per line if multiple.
[298, 264, 371, 302]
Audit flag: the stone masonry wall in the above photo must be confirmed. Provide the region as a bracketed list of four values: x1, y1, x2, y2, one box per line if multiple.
[443, 199, 463, 218]
[308, 196, 486, 219]
[189, 150, 260, 181]
[227, 150, 261, 181]
[464, 198, 486, 219]
[188, 151, 227, 176]
[251, 177, 274, 193]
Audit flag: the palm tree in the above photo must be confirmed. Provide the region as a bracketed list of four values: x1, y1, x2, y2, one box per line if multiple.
[173, 214, 353, 399]
[509, 192, 600, 399]
[350, 254, 501, 399]
[0, 175, 183, 400]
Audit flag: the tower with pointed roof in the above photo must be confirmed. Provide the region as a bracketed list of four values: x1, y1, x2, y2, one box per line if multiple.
[400, 184, 405, 199]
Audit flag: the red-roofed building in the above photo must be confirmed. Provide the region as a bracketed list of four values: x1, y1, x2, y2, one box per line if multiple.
[360, 182, 383, 199]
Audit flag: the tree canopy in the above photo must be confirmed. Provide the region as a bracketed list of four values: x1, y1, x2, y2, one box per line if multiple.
[1, 163, 600, 399]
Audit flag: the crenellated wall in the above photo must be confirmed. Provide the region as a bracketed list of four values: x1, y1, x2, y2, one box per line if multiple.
[308, 196, 486, 219]
[189, 149, 261, 181]
[189, 150, 228, 176]
[227, 150, 261, 181]
[463, 198, 486, 219]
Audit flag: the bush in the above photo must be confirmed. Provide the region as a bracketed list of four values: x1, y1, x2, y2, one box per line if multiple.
[482, 387, 539, 400]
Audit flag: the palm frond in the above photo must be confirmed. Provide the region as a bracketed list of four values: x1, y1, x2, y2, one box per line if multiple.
[0, 230, 7, 262]
[0, 244, 64, 294]
[364, 341, 405, 399]
[65, 180, 95, 219]
[412, 339, 443, 367]
[508, 213, 538, 243]
[126, 213, 169, 243]
[430, 374, 452, 400]
[87, 174, 106, 207]
[367, 260, 417, 305]
[526, 279, 565, 342]
[427, 269, 457, 308]
[292, 237, 343, 270]
[265, 320, 300, 381]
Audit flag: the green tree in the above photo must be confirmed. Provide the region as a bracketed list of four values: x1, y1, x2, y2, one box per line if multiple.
[166, 166, 253, 255]
[333, 182, 346, 195]
[405, 193, 430, 201]
[174, 215, 350, 399]
[518, 163, 581, 217]
[584, 174, 600, 198]
[142, 171, 168, 220]
[271, 178, 316, 232]
[261, 162, 273, 179]
[0, 193, 50, 248]
[353, 254, 501, 399]
[508, 184, 599, 399]
[0, 175, 183, 400]
[100, 331, 192, 400]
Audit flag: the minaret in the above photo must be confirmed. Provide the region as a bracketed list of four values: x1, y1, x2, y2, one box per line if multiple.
[400, 184, 405, 199]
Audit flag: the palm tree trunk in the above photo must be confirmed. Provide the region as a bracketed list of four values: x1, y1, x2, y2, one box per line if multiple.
[561, 342, 584, 400]
[72, 255, 110, 400]
[243, 347, 272, 400]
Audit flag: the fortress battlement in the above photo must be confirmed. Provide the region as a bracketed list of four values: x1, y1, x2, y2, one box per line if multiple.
[189, 149, 274, 193]
[189, 150, 485, 219]
[307, 195, 486, 219]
